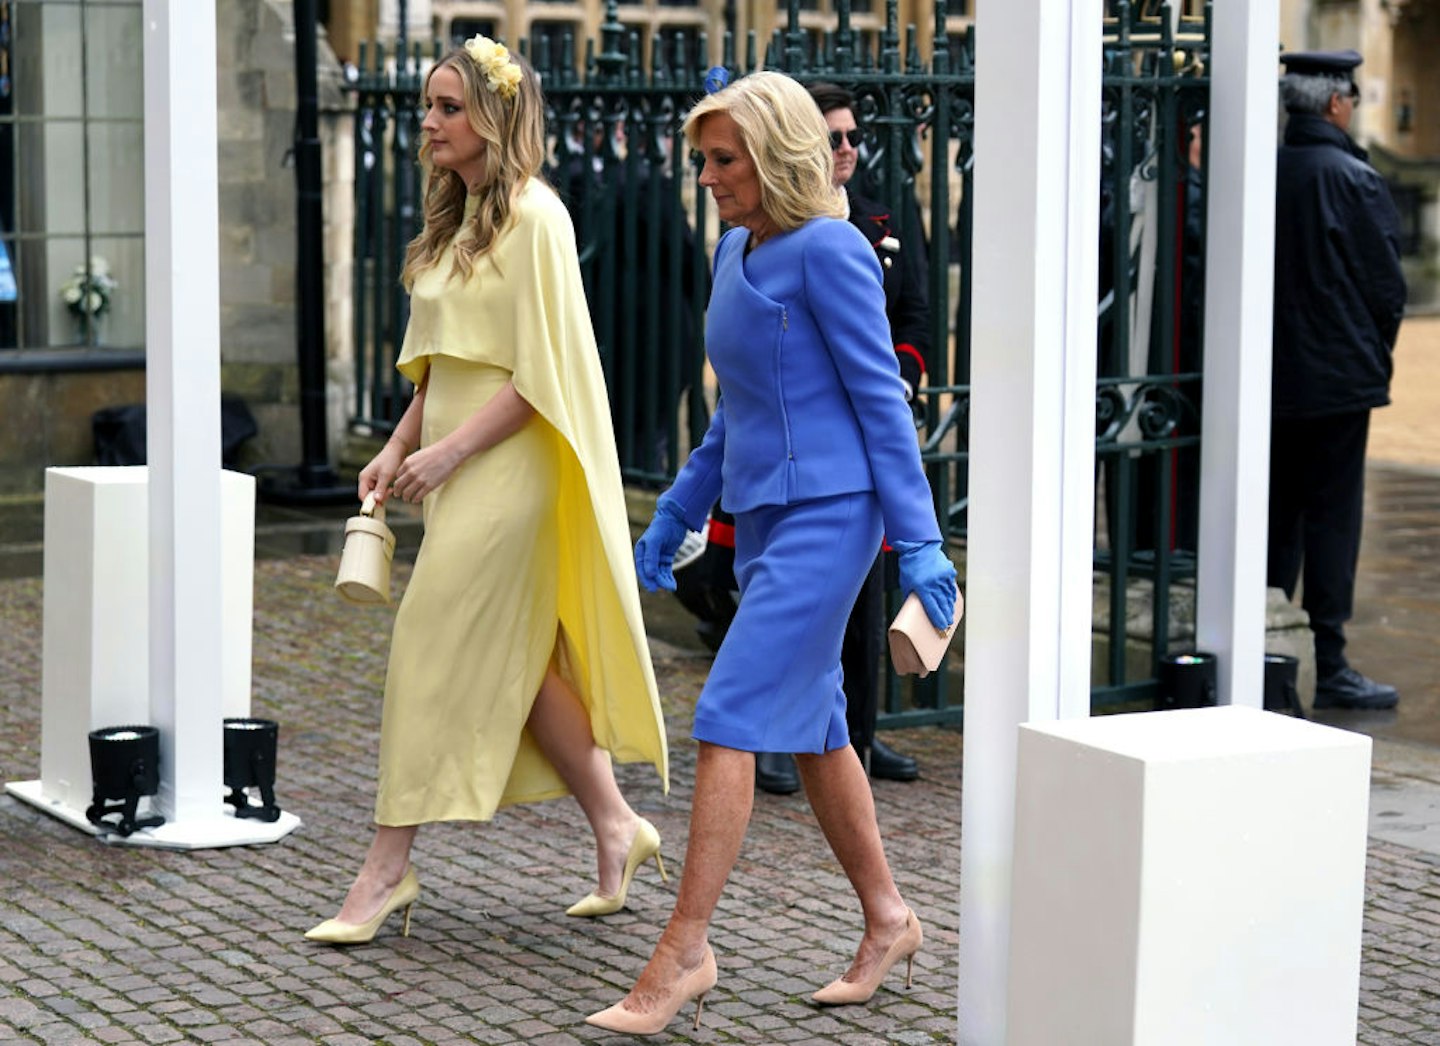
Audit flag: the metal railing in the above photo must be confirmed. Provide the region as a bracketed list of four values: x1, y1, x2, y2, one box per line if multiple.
[344, 0, 1211, 726]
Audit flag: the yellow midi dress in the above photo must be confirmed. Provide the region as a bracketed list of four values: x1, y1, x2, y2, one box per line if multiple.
[374, 178, 667, 826]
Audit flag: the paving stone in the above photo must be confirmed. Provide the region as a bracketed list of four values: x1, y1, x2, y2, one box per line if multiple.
[3, 552, 1440, 1044]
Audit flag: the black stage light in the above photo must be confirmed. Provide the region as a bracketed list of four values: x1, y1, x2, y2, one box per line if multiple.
[1156, 651, 1218, 710]
[1263, 653, 1305, 718]
[86, 726, 166, 837]
[223, 718, 282, 822]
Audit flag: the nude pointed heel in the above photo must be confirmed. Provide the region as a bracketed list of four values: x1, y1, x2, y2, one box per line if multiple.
[304, 866, 421, 945]
[811, 908, 923, 1006]
[566, 817, 667, 918]
[585, 944, 717, 1035]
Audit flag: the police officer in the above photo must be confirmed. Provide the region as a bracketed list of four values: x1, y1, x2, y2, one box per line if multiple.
[754, 82, 931, 794]
[1270, 49, 1407, 710]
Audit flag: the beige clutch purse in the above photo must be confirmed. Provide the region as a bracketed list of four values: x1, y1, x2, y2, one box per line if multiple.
[335, 492, 396, 605]
[888, 591, 964, 678]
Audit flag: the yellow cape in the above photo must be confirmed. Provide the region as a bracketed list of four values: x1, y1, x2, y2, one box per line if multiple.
[396, 178, 667, 796]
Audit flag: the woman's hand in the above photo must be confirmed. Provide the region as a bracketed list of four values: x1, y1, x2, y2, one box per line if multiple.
[390, 439, 464, 503]
[634, 496, 691, 592]
[891, 538, 958, 629]
[358, 438, 409, 504]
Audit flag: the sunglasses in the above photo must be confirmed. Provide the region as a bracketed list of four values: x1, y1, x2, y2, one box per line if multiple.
[829, 128, 863, 150]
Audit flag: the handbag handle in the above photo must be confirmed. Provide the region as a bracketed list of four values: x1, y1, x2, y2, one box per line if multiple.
[360, 491, 386, 521]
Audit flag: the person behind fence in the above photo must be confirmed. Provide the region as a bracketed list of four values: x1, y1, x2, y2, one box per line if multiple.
[303, 36, 668, 946]
[585, 70, 957, 1036]
[555, 116, 705, 478]
[1269, 48, 1407, 711]
[752, 81, 931, 796]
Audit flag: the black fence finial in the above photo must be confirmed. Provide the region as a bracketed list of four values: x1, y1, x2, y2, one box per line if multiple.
[597, 0, 625, 85]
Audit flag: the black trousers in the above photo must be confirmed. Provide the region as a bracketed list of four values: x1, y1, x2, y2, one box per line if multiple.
[1266, 410, 1370, 677]
[841, 553, 886, 754]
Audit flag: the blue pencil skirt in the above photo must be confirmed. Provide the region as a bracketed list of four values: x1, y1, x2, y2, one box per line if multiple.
[691, 490, 882, 754]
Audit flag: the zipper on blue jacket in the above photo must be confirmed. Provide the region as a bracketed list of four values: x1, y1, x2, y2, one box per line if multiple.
[779, 307, 794, 460]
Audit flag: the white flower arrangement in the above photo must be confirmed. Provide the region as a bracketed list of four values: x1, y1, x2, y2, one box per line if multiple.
[463, 34, 523, 100]
[60, 256, 118, 318]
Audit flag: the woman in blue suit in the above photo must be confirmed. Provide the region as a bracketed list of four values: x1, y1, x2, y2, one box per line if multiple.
[586, 71, 957, 1036]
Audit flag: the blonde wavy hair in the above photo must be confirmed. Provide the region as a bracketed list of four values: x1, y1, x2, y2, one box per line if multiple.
[401, 45, 546, 289]
[682, 70, 845, 232]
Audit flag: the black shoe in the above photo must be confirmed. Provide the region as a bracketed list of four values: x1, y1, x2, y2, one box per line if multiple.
[1313, 667, 1399, 711]
[755, 751, 799, 794]
[868, 738, 920, 782]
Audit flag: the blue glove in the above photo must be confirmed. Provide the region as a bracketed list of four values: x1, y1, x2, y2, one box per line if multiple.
[634, 495, 690, 593]
[892, 538, 958, 629]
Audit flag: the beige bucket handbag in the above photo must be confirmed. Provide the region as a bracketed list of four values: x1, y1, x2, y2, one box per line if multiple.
[335, 492, 396, 605]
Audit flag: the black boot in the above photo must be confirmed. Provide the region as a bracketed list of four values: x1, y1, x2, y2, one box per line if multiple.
[868, 738, 919, 782]
[1313, 667, 1398, 710]
[755, 751, 799, 794]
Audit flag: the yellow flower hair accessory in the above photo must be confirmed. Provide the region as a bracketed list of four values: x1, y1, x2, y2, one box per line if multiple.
[463, 34, 523, 100]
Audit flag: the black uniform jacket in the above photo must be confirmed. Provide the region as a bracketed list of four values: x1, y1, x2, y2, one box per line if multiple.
[846, 188, 930, 395]
[1272, 114, 1407, 419]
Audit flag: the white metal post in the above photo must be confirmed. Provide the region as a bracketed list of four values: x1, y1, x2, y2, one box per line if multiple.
[1194, 0, 1279, 707]
[959, 0, 1101, 1041]
[144, 0, 224, 826]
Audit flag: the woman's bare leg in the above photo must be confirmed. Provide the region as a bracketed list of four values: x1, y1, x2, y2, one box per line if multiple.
[337, 664, 636, 919]
[334, 823, 419, 923]
[794, 745, 913, 981]
[610, 742, 753, 1013]
[526, 667, 643, 897]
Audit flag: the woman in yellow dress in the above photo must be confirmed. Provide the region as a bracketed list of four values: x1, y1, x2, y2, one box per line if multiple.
[304, 37, 668, 944]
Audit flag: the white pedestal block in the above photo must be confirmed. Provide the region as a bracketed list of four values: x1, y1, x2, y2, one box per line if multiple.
[4, 466, 299, 848]
[1007, 706, 1371, 1046]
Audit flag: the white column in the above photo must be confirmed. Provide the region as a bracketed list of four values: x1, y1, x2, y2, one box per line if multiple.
[6, 2, 298, 850]
[143, 0, 225, 826]
[1194, 0, 1279, 707]
[959, 0, 1101, 1041]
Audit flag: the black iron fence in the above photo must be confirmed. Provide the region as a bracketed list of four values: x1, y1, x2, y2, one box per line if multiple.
[344, 0, 1210, 726]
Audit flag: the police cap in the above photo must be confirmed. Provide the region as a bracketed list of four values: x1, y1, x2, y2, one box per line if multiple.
[1278, 49, 1363, 78]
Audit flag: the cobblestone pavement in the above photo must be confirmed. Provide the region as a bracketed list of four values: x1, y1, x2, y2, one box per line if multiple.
[1, 552, 1439, 1044]
[0, 558, 966, 1045]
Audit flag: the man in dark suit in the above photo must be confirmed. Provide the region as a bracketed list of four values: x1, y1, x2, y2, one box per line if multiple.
[555, 118, 704, 479]
[1270, 49, 1407, 710]
[754, 82, 932, 794]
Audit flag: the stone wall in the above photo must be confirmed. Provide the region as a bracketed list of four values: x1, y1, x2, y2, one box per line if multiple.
[1090, 578, 1316, 702]
[217, 0, 352, 474]
[0, 0, 353, 496]
[0, 370, 148, 494]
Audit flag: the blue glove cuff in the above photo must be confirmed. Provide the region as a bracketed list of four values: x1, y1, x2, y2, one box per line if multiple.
[655, 493, 689, 527]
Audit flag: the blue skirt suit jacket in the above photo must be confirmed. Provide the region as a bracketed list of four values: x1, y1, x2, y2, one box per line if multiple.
[665, 217, 943, 754]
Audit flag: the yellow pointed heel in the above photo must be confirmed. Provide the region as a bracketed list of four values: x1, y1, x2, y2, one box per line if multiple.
[812, 907, 923, 1006]
[566, 817, 667, 918]
[304, 866, 420, 945]
[585, 944, 717, 1035]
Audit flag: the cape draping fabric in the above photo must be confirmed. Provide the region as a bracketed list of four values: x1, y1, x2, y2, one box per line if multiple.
[396, 177, 667, 802]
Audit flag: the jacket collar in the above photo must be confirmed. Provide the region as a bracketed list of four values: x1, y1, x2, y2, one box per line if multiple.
[844, 187, 891, 244]
[1283, 113, 1368, 163]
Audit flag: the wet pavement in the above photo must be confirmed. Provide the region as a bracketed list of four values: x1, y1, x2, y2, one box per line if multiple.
[1322, 464, 1440, 749]
[0, 318, 1439, 1044]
